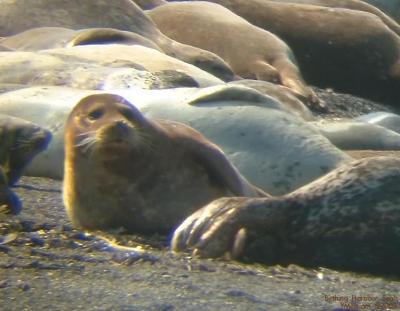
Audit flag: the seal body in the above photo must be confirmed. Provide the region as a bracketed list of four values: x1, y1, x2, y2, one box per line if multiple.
[197, 0, 400, 105]
[0, 85, 349, 193]
[172, 156, 400, 275]
[0, 0, 235, 81]
[148, 1, 319, 105]
[63, 93, 261, 234]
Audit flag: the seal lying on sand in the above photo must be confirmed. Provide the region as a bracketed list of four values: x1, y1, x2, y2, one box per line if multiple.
[172, 156, 400, 275]
[148, 1, 321, 108]
[0, 86, 349, 194]
[63, 93, 264, 234]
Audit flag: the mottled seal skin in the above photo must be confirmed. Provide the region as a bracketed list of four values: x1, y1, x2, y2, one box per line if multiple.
[148, 1, 321, 108]
[194, 0, 400, 105]
[0, 114, 51, 186]
[173, 156, 400, 276]
[63, 93, 263, 234]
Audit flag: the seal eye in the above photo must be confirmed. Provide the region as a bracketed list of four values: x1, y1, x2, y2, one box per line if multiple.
[87, 108, 104, 121]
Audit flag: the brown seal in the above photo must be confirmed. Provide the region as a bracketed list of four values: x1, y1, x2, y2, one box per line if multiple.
[148, 1, 321, 108]
[172, 156, 400, 276]
[196, 0, 400, 105]
[63, 93, 264, 234]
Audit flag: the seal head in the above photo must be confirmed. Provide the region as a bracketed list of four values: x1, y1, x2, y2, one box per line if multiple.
[63, 93, 261, 234]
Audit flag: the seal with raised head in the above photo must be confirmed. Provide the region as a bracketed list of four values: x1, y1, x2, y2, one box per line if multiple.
[172, 156, 400, 276]
[63, 93, 264, 234]
[148, 1, 321, 108]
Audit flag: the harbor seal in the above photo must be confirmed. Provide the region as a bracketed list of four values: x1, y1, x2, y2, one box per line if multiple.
[63, 93, 264, 234]
[0, 85, 349, 194]
[0, 0, 235, 81]
[194, 0, 400, 105]
[148, 1, 321, 108]
[0, 45, 221, 88]
[0, 114, 51, 186]
[172, 156, 400, 275]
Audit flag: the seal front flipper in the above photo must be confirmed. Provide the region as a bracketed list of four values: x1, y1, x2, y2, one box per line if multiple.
[0, 166, 21, 215]
[171, 196, 286, 259]
[180, 130, 268, 197]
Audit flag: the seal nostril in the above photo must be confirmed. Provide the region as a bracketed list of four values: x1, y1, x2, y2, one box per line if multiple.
[110, 121, 131, 136]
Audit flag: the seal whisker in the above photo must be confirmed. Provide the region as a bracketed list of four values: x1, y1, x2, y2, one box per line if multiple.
[77, 130, 98, 137]
[75, 136, 98, 154]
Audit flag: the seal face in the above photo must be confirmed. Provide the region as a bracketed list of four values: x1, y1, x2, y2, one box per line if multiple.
[63, 93, 261, 234]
